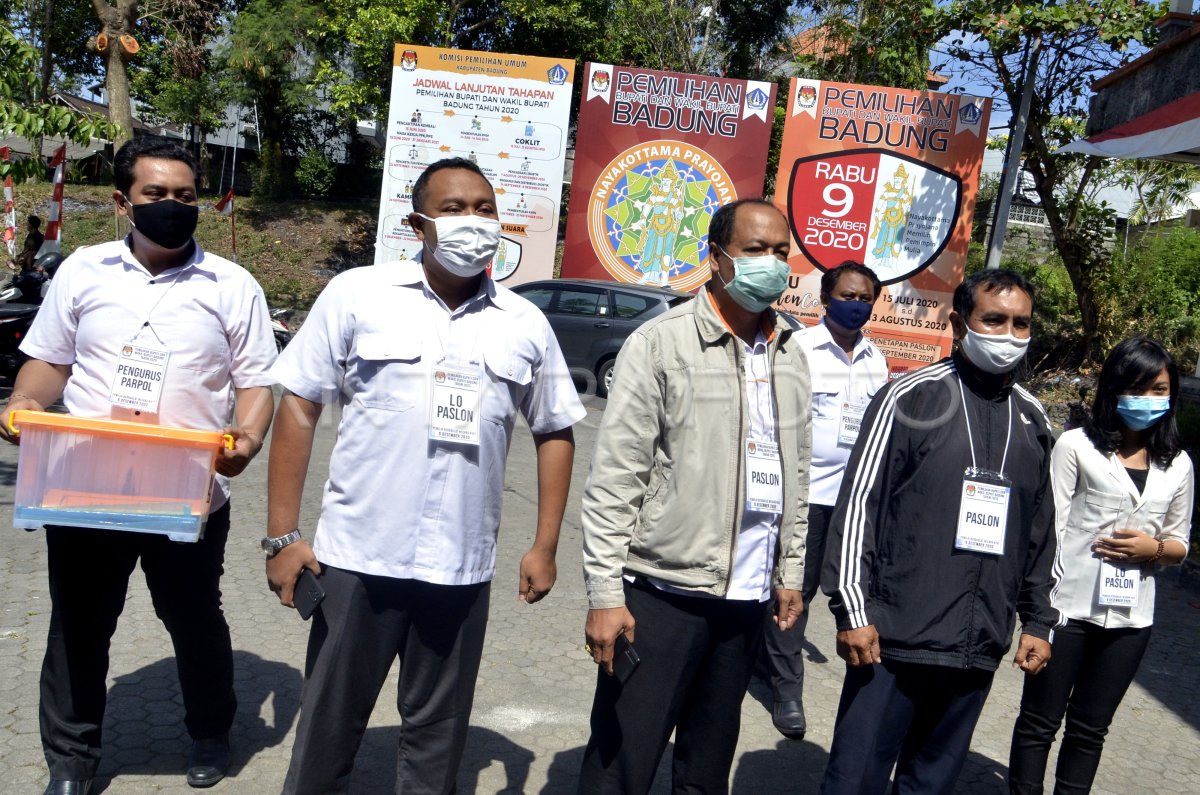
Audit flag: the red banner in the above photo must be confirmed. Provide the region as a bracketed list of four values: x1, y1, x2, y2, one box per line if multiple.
[773, 79, 990, 377]
[562, 64, 776, 291]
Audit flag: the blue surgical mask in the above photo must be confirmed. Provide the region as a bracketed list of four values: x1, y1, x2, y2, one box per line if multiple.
[825, 297, 873, 331]
[1116, 395, 1170, 431]
[714, 247, 790, 313]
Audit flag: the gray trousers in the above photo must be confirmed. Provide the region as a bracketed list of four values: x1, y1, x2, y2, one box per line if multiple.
[283, 566, 491, 795]
[762, 503, 832, 701]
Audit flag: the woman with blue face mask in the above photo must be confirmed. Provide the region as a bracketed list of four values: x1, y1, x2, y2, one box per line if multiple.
[1008, 337, 1194, 794]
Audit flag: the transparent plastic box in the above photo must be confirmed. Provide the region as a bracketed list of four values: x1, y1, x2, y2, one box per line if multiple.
[10, 410, 232, 543]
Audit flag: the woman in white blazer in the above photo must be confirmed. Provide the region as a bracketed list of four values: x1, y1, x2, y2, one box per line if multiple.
[1008, 338, 1194, 794]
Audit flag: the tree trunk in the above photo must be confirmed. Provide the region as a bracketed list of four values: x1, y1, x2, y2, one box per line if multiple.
[93, 0, 138, 147]
[1053, 239, 1101, 363]
[105, 44, 134, 147]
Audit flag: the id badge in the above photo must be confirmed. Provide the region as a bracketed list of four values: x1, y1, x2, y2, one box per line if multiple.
[838, 400, 867, 447]
[955, 469, 1010, 555]
[746, 440, 783, 513]
[1098, 560, 1139, 608]
[109, 342, 170, 412]
[428, 365, 482, 446]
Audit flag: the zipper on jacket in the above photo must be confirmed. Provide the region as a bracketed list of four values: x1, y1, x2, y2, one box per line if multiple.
[725, 339, 748, 598]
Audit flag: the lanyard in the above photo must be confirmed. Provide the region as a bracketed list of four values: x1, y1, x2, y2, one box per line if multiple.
[135, 269, 186, 345]
[957, 377, 1014, 477]
[744, 334, 774, 439]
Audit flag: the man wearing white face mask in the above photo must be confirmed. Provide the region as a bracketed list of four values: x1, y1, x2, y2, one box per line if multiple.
[578, 199, 812, 792]
[819, 269, 1061, 794]
[265, 158, 585, 794]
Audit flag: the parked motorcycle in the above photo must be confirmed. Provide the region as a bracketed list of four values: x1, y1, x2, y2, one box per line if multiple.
[0, 303, 40, 380]
[0, 253, 64, 379]
[270, 307, 293, 352]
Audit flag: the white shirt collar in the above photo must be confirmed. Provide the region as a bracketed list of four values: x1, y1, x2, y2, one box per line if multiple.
[813, 318, 877, 361]
[111, 235, 212, 279]
[390, 251, 516, 312]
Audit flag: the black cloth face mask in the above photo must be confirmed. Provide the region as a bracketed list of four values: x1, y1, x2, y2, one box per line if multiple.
[125, 196, 199, 250]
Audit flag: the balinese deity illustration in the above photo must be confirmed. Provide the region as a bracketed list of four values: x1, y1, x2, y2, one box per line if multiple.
[870, 162, 914, 260]
[637, 161, 685, 286]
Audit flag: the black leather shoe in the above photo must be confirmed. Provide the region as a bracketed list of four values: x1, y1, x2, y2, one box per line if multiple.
[772, 699, 807, 740]
[43, 780, 92, 795]
[187, 734, 231, 788]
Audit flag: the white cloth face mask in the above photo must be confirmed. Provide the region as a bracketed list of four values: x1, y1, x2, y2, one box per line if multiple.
[960, 328, 1030, 374]
[416, 213, 502, 277]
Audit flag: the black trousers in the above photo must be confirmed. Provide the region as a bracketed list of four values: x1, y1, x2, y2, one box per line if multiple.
[578, 578, 764, 795]
[820, 659, 994, 795]
[1008, 618, 1152, 795]
[283, 566, 491, 795]
[40, 503, 236, 780]
[762, 503, 832, 701]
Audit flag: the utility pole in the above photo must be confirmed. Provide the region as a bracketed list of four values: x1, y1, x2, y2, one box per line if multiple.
[986, 35, 1042, 269]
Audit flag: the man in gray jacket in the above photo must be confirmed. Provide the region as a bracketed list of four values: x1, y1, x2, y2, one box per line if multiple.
[578, 199, 812, 793]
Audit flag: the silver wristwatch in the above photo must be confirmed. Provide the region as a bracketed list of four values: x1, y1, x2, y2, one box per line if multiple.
[261, 529, 303, 558]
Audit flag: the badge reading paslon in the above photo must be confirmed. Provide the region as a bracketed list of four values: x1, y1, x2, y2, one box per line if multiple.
[109, 343, 170, 412]
[955, 474, 1010, 555]
[428, 366, 482, 446]
[1098, 560, 1139, 608]
[746, 440, 784, 514]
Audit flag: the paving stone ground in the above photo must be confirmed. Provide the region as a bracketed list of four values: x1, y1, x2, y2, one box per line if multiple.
[1, 390, 1198, 793]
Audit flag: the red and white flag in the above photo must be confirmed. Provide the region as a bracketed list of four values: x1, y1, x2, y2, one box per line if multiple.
[214, 188, 237, 260]
[214, 188, 235, 216]
[36, 143, 66, 259]
[1, 146, 15, 258]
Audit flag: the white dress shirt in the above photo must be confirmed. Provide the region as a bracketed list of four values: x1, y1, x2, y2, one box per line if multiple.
[270, 259, 586, 585]
[724, 330, 780, 601]
[1050, 427, 1194, 629]
[800, 319, 888, 506]
[21, 237, 277, 510]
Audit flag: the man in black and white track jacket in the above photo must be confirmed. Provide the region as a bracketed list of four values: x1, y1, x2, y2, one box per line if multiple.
[819, 269, 1061, 795]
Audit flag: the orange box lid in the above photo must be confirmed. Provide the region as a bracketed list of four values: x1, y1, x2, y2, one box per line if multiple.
[10, 410, 232, 449]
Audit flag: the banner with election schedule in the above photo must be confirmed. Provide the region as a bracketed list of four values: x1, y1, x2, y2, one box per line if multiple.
[375, 44, 575, 284]
[562, 63, 777, 292]
[773, 79, 991, 376]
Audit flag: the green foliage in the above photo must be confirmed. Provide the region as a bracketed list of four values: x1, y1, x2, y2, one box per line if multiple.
[791, 0, 939, 90]
[131, 41, 227, 138]
[294, 148, 336, 197]
[764, 105, 785, 198]
[0, 25, 115, 181]
[1119, 161, 1200, 226]
[1101, 228, 1200, 367]
[930, 0, 1166, 362]
[308, 0, 439, 127]
[3, 0, 101, 97]
[224, 0, 323, 199]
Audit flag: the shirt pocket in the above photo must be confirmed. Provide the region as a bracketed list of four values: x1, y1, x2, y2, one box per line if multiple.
[482, 345, 533, 425]
[153, 316, 230, 373]
[812, 389, 842, 419]
[1140, 498, 1173, 533]
[1072, 488, 1125, 536]
[355, 332, 422, 412]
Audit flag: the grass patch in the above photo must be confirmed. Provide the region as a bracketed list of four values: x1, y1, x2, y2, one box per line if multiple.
[20, 183, 376, 309]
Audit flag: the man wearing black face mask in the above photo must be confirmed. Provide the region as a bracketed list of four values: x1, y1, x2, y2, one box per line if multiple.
[759, 261, 888, 741]
[0, 137, 277, 795]
[818, 269, 1060, 794]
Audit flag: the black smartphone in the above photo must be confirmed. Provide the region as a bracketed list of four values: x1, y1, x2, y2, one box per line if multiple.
[294, 569, 326, 621]
[612, 633, 641, 685]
